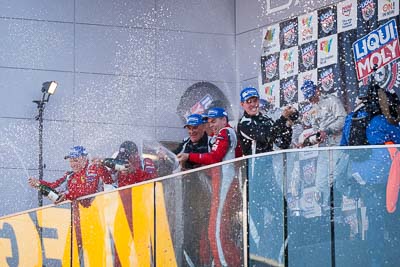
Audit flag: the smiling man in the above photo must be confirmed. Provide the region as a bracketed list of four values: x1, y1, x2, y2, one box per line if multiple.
[177, 107, 243, 267]
[237, 86, 294, 155]
[28, 146, 113, 204]
[237, 86, 296, 261]
[174, 113, 211, 170]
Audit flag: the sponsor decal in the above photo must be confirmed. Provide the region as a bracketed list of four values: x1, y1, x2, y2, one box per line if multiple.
[361, 61, 400, 92]
[265, 83, 276, 97]
[360, 0, 375, 21]
[283, 50, 294, 72]
[318, 35, 337, 67]
[320, 9, 335, 34]
[337, 0, 357, 32]
[342, 3, 352, 16]
[301, 72, 314, 84]
[378, 0, 399, 20]
[300, 103, 315, 128]
[190, 94, 213, 115]
[265, 84, 276, 105]
[263, 24, 280, 54]
[300, 15, 314, 43]
[262, 81, 280, 107]
[353, 19, 400, 80]
[320, 38, 333, 53]
[302, 162, 316, 185]
[283, 22, 297, 47]
[264, 28, 275, 43]
[282, 78, 297, 103]
[265, 55, 278, 79]
[301, 43, 316, 69]
[319, 67, 334, 92]
[280, 47, 298, 78]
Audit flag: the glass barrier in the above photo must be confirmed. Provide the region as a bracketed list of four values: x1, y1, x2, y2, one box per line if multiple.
[158, 160, 246, 267]
[331, 147, 400, 267]
[1, 145, 400, 266]
[281, 146, 400, 267]
[248, 152, 285, 266]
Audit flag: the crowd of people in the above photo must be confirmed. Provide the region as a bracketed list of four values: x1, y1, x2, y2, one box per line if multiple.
[28, 79, 400, 265]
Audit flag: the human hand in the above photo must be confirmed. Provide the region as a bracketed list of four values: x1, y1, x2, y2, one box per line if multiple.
[157, 148, 168, 161]
[54, 193, 66, 204]
[177, 153, 189, 163]
[28, 177, 39, 188]
[283, 106, 299, 122]
[318, 130, 327, 142]
[281, 106, 293, 118]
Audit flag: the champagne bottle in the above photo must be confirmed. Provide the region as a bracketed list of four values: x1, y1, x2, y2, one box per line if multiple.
[303, 132, 321, 147]
[37, 184, 61, 203]
[102, 158, 128, 171]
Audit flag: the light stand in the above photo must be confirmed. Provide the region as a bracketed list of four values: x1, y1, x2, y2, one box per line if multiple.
[33, 81, 58, 207]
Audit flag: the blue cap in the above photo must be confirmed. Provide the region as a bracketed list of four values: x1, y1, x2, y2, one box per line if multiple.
[184, 114, 205, 127]
[205, 107, 228, 119]
[240, 87, 260, 102]
[301, 80, 317, 100]
[64, 146, 88, 159]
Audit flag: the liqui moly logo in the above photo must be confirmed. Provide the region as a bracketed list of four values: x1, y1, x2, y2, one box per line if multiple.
[265, 55, 278, 79]
[283, 22, 296, 46]
[353, 19, 400, 80]
[283, 79, 296, 102]
[320, 68, 334, 91]
[341, 3, 352, 16]
[301, 44, 315, 68]
[320, 9, 335, 34]
[361, 0, 375, 21]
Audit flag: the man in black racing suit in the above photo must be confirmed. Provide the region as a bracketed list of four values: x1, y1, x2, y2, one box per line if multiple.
[237, 86, 296, 262]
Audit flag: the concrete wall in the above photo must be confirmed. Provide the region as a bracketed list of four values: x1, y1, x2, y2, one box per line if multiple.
[0, 0, 236, 216]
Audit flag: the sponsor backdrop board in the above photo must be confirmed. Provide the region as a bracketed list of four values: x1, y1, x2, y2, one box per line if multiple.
[259, 0, 400, 119]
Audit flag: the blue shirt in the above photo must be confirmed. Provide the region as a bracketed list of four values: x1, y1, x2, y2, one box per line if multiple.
[341, 114, 400, 184]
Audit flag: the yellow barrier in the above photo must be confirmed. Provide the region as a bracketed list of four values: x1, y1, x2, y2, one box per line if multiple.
[0, 182, 177, 266]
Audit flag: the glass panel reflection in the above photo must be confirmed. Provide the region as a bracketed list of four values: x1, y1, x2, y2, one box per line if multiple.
[248, 153, 285, 266]
[161, 161, 245, 267]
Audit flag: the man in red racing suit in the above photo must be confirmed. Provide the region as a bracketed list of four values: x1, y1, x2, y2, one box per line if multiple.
[178, 107, 243, 267]
[110, 141, 158, 187]
[28, 145, 113, 203]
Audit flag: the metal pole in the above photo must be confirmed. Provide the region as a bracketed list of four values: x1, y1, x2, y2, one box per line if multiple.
[38, 102, 44, 207]
[329, 149, 336, 267]
[34, 93, 46, 207]
[283, 153, 288, 267]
